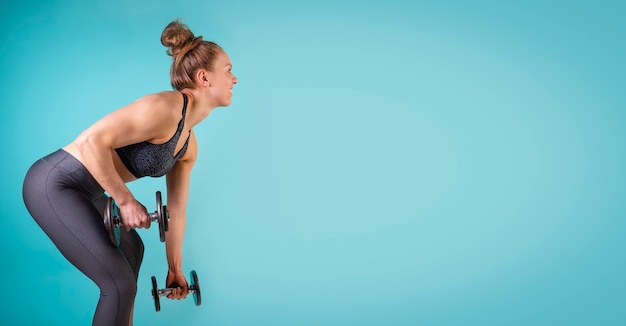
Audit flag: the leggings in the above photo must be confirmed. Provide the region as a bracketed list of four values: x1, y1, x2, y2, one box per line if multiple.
[22, 149, 144, 326]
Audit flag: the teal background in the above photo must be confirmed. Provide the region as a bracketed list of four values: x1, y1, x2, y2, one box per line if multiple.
[2, 0, 625, 325]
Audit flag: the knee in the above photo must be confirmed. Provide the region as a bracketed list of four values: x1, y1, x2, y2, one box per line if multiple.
[120, 279, 138, 301]
[94, 274, 137, 325]
[100, 272, 138, 301]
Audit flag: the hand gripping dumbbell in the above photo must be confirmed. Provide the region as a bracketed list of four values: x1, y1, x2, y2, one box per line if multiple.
[151, 270, 202, 312]
[103, 191, 169, 246]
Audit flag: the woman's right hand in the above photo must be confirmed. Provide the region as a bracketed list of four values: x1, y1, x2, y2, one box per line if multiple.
[118, 199, 151, 231]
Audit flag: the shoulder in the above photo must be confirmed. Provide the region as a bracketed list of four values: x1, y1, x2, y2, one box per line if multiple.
[131, 91, 183, 115]
[114, 91, 186, 129]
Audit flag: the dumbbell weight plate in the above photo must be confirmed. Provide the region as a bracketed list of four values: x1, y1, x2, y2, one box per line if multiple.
[191, 270, 201, 306]
[156, 191, 166, 242]
[151, 276, 161, 312]
[104, 197, 121, 246]
[162, 205, 169, 232]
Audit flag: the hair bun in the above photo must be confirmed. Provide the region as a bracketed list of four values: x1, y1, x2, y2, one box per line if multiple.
[161, 19, 223, 91]
[161, 20, 197, 57]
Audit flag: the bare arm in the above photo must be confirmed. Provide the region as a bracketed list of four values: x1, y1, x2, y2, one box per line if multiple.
[73, 93, 177, 229]
[164, 130, 198, 298]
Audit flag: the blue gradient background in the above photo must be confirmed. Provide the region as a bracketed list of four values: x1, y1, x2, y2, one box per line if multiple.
[1, 0, 625, 325]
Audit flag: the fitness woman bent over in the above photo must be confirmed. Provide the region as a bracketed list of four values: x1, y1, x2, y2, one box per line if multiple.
[22, 20, 237, 326]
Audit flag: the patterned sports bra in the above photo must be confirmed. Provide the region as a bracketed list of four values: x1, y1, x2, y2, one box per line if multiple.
[115, 93, 190, 178]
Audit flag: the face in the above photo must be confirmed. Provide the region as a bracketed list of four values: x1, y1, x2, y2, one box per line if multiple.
[209, 51, 238, 106]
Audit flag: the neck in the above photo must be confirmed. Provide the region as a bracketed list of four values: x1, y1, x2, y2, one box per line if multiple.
[181, 88, 218, 127]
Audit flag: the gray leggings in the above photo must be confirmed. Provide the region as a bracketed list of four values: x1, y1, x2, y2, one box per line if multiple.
[23, 149, 144, 326]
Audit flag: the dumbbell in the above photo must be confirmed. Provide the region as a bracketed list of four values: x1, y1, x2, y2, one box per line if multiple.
[103, 191, 169, 246]
[151, 270, 202, 312]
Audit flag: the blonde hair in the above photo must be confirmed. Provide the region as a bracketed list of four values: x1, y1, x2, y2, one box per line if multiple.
[160, 20, 223, 90]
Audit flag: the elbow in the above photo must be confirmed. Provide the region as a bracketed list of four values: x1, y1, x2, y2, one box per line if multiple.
[75, 133, 107, 155]
[74, 133, 93, 154]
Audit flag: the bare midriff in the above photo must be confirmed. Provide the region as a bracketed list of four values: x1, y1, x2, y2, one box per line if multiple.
[62, 143, 138, 183]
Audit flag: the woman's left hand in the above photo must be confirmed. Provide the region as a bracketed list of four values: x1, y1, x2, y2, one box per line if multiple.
[165, 270, 189, 300]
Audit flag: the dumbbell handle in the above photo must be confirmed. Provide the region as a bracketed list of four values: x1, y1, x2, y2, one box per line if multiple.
[111, 212, 160, 226]
[156, 286, 198, 296]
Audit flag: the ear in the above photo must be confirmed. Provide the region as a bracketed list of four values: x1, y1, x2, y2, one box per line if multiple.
[196, 69, 212, 87]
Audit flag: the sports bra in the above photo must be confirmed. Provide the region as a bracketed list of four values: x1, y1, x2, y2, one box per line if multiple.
[115, 93, 190, 178]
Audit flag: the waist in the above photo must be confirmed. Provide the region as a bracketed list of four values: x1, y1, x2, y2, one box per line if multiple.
[63, 143, 138, 182]
[40, 149, 105, 196]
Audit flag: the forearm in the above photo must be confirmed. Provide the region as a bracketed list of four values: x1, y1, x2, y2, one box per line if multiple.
[75, 136, 133, 203]
[163, 135, 196, 274]
[165, 210, 186, 273]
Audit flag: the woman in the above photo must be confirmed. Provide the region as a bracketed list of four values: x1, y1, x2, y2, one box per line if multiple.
[22, 20, 237, 325]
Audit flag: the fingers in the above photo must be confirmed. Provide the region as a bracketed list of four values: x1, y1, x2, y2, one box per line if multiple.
[118, 200, 150, 230]
[166, 285, 189, 300]
[165, 275, 189, 300]
[144, 214, 152, 229]
[124, 213, 149, 230]
[139, 215, 151, 229]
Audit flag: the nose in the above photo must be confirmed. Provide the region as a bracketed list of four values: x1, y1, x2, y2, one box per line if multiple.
[233, 74, 238, 85]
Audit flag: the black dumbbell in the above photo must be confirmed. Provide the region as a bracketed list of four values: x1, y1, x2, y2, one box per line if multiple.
[103, 191, 169, 246]
[151, 270, 202, 312]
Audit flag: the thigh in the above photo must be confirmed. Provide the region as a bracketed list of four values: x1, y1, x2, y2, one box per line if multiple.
[24, 164, 136, 286]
